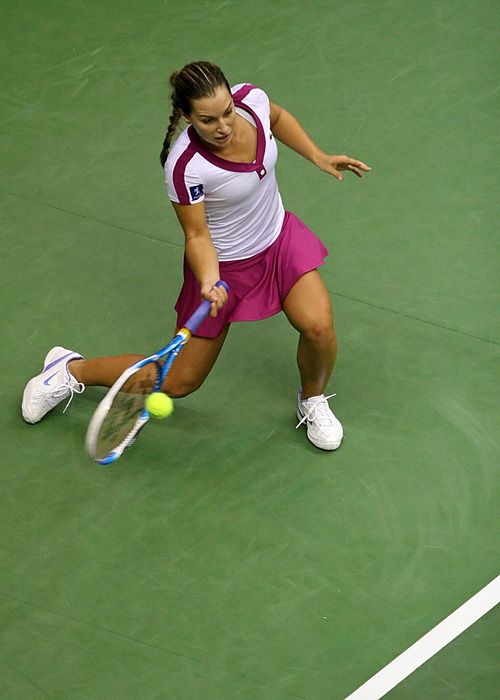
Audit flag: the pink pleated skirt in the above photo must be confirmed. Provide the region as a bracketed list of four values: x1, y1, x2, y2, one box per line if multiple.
[175, 210, 329, 338]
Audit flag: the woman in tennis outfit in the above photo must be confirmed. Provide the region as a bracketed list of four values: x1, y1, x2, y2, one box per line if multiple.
[22, 61, 370, 451]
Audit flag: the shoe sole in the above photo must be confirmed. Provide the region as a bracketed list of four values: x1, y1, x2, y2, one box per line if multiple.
[22, 377, 39, 423]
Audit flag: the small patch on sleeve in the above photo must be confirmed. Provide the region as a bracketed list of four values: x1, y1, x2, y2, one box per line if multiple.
[189, 184, 204, 201]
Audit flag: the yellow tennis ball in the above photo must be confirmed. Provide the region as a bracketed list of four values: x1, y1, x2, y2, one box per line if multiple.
[145, 392, 174, 419]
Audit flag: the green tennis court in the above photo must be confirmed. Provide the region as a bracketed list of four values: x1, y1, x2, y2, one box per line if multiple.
[1, 1, 498, 697]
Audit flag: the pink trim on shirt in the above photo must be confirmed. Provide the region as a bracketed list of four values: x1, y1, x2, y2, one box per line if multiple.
[172, 142, 198, 204]
[187, 95, 267, 179]
[231, 83, 257, 102]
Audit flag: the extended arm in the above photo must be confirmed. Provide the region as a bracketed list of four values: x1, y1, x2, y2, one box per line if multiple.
[171, 201, 227, 316]
[269, 102, 371, 181]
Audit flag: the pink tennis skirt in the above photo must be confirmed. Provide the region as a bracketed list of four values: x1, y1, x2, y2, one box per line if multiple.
[175, 210, 329, 338]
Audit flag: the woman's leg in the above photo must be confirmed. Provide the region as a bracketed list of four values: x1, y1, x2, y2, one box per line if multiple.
[282, 270, 337, 399]
[69, 324, 230, 398]
[283, 270, 342, 450]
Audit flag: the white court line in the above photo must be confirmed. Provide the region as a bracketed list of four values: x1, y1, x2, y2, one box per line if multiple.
[345, 575, 500, 700]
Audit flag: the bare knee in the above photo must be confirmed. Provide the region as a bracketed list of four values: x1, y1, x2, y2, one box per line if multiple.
[161, 374, 205, 398]
[300, 319, 336, 345]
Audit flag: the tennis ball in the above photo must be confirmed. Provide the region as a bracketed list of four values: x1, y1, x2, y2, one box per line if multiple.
[145, 392, 174, 419]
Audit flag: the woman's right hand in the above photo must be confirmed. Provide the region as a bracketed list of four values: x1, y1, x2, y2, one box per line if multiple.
[201, 280, 228, 317]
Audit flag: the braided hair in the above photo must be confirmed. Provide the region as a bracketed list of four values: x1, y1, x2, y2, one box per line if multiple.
[159, 61, 231, 168]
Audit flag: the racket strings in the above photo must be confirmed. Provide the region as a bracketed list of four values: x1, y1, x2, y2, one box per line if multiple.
[97, 393, 145, 450]
[122, 366, 158, 394]
[95, 367, 158, 459]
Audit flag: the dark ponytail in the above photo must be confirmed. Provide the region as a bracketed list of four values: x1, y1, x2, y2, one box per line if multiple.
[160, 61, 231, 168]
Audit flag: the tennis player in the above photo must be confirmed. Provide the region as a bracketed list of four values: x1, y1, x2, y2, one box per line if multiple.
[22, 61, 370, 451]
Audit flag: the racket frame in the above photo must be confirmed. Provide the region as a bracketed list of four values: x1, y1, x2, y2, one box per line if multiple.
[85, 281, 228, 465]
[85, 329, 189, 464]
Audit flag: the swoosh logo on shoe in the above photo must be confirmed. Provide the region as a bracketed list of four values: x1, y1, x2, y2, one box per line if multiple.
[43, 351, 75, 373]
[43, 372, 59, 386]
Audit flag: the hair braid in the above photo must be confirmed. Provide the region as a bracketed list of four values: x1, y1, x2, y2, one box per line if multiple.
[160, 106, 182, 168]
[159, 61, 231, 168]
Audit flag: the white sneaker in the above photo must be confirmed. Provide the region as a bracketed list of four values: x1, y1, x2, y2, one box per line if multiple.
[22, 346, 85, 424]
[296, 391, 343, 451]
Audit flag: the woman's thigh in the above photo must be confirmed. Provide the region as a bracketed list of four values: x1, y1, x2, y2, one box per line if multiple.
[282, 270, 334, 335]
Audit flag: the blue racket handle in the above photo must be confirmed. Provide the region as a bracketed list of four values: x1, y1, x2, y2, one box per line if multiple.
[184, 280, 229, 334]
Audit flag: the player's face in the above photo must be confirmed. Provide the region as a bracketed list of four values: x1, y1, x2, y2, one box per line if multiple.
[186, 86, 236, 149]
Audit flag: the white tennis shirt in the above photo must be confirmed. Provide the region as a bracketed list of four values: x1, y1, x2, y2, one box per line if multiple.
[165, 83, 285, 261]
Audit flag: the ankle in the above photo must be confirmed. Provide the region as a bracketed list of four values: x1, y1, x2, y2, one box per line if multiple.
[68, 359, 84, 382]
[301, 389, 325, 402]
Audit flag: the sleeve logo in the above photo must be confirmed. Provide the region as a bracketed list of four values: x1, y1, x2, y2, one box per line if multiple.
[189, 184, 204, 201]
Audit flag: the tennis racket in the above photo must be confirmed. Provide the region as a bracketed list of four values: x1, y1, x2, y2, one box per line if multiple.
[85, 280, 229, 465]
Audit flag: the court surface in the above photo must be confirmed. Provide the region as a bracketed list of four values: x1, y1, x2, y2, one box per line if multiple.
[1, 1, 499, 698]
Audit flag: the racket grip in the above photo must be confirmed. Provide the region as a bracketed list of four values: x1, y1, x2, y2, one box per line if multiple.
[184, 280, 229, 333]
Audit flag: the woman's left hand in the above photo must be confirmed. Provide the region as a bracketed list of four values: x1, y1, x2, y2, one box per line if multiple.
[317, 154, 371, 181]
